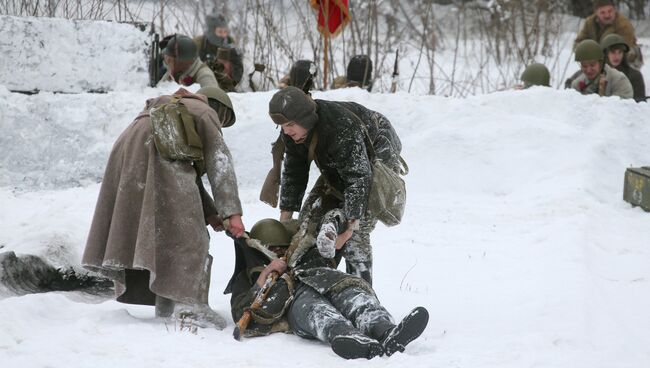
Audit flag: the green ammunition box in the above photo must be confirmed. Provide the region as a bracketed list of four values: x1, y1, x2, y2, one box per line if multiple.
[623, 167, 650, 212]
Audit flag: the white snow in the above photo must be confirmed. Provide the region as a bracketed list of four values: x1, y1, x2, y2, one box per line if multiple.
[1, 15, 650, 368]
[0, 15, 150, 93]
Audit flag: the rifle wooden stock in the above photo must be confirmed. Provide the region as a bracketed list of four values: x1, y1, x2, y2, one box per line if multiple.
[233, 271, 279, 341]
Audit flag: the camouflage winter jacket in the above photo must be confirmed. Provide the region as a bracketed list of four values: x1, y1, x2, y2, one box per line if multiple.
[226, 236, 293, 337]
[280, 100, 402, 220]
[227, 211, 374, 337]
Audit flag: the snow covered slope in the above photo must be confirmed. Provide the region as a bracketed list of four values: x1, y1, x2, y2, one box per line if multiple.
[1, 84, 649, 367]
[0, 16, 149, 93]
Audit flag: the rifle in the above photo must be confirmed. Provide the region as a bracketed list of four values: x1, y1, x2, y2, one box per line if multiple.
[233, 270, 279, 341]
[390, 49, 399, 93]
[149, 33, 160, 87]
[259, 135, 285, 208]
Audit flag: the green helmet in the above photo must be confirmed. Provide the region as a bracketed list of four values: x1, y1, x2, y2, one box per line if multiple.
[163, 34, 198, 62]
[600, 33, 629, 52]
[196, 86, 233, 110]
[520, 63, 550, 87]
[574, 40, 604, 62]
[197, 86, 236, 127]
[250, 219, 291, 247]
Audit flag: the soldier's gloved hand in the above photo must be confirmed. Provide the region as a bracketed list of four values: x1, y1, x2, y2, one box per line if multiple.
[227, 214, 245, 238]
[316, 223, 337, 258]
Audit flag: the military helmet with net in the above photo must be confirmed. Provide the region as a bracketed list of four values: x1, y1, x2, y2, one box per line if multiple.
[196, 86, 236, 127]
[520, 63, 550, 87]
[574, 39, 604, 62]
[163, 34, 198, 62]
[600, 33, 630, 53]
[249, 219, 291, 247]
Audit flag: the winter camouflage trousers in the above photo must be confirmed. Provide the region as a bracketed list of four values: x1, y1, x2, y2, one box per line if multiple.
[288, 283, 394, 343]
[299, 177, 376, 285]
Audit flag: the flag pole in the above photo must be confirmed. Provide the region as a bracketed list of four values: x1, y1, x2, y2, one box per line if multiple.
[322, 0, 330, 90]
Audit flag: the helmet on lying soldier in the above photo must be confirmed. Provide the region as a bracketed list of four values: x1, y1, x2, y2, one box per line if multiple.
[250, 219, 291, 247]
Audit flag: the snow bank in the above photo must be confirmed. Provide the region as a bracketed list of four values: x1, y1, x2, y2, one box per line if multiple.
[1, 85, 650, 367]
[0, 15, 150, 93]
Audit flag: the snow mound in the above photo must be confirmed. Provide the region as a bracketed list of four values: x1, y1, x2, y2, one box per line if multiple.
[1, 86, 650, 367]
[0, 15, 150, 93]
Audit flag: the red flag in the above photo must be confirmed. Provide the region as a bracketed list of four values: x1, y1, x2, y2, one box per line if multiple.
[311, 0, 350, 37]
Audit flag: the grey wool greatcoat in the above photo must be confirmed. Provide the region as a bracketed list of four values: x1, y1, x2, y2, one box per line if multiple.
[82, 90, 242, 305]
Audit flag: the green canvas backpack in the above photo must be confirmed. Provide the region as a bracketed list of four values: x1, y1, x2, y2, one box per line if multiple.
[149, 96, 205, 175]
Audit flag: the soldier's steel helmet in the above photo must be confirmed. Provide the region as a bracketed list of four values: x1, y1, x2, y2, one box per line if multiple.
[575, 40, 604, 62]
[163, 35, 198, 62]
[250, 219, 291, 247]
[600, 33, 629, 52]
[197, 86, 236, 127]
[197, 86, 233, 110]
[520, 63, 550, 87]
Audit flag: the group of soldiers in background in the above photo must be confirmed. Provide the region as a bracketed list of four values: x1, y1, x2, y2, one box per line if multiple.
[155, 1, 645, 102]
[153, 12, 243, 91]
[520, 0, 646, 102]
[150, 10, 376, 94]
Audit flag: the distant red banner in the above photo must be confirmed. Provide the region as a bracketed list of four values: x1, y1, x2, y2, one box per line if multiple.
[310, 0, 350, 37]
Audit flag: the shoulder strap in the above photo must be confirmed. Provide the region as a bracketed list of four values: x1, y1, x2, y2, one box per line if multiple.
[349, 109, 409, 176]
[307, 132, 319, 165]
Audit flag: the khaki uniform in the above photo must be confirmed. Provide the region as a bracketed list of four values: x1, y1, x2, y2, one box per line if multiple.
[571, 64, 634, 99]
[158, 58, 218, 88]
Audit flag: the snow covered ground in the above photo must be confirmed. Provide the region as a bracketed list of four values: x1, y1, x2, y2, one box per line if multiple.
[1, 84, 650, 367]
[2, 14, 650, 368]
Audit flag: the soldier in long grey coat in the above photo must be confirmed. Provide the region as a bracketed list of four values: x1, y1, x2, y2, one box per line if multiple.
[82, 87, 244, 328]
[268, 87, 403, 286]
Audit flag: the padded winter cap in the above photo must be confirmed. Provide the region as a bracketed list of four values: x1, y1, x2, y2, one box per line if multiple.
[206, 13, 228, 29]
[163, 35, 198, 62]
[289, 60, 317, 91]
[268, 86, 318, 130]
[347, 55, 373, 86]
[601, 33, 629, 52]
[593, 0, 615, 10]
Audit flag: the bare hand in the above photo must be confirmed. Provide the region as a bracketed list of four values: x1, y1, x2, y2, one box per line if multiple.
[280, 211, 293, 221]
[267, 259, 287, 274]
[226, 214, 245, 238]
[206, 215, 224, 232]
[256, 259, 287, 286]
[335, 220, 358, 250]
[335, 229, 354, 250]
[598, 74, 608, 93]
